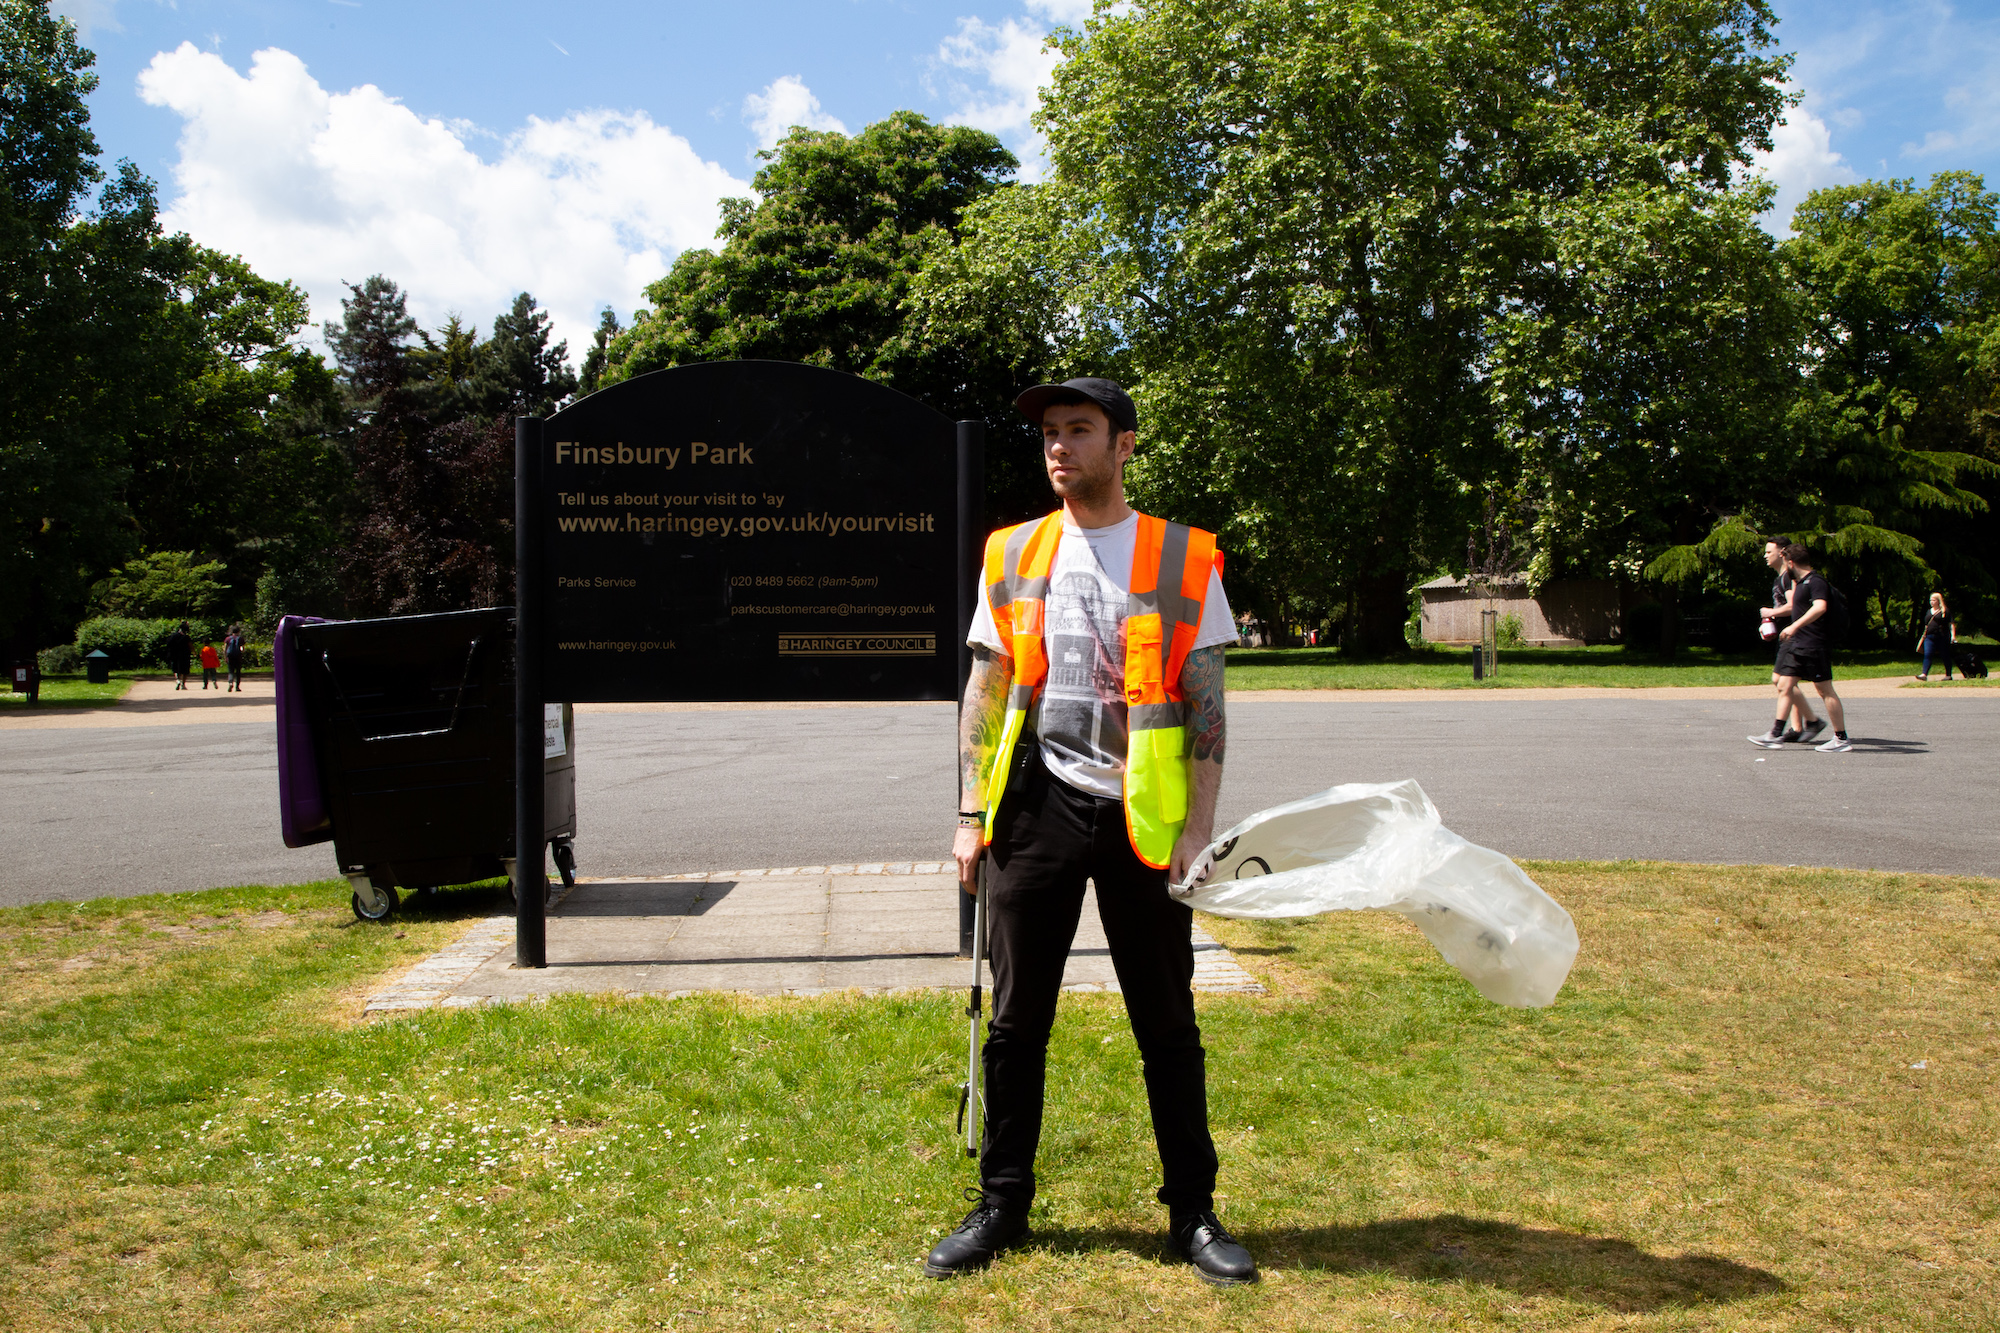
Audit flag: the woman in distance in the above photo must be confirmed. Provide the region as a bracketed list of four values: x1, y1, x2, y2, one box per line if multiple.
[1915, 593, 1957, 681]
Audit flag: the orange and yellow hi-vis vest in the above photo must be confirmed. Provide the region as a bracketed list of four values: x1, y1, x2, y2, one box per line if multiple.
[978, 510, 1223, 868]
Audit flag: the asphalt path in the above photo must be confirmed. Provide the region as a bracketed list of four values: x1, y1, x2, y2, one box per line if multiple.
[1, 694, 1995, 907]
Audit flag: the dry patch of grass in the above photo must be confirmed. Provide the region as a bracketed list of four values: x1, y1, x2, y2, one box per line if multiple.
[0, 865, 1994, 1331]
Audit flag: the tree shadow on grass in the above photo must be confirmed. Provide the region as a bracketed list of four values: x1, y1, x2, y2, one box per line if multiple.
[1031, 1213, 1783, 1311]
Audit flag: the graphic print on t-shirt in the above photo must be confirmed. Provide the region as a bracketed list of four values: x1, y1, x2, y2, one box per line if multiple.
[1037, 559, 1129, 794]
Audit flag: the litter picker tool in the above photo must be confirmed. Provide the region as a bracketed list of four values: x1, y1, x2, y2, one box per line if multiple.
[955, 861, 987, 1158]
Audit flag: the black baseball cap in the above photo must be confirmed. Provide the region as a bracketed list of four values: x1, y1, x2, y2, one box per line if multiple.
[1014, 377, 1138, 434]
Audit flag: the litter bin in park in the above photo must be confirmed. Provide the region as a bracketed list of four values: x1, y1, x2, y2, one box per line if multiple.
[275, 607, 576, 920]
[84, 650, 112, 684]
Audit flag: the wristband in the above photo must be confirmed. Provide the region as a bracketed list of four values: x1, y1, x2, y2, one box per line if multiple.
[956, 815, 983, 829]
[957, 809, 984, 819]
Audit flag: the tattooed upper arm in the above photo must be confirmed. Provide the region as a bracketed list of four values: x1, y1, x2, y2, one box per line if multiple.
[960, 646, 1013, 804]
[1182, 644, 1226, 763]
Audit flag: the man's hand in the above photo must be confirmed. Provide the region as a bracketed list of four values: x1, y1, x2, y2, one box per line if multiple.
[1169, 826, 1214, 893]
[955, 824, 983, 894]
[1173, 643, 1227, 894]
[1779, 624, 1795, 640]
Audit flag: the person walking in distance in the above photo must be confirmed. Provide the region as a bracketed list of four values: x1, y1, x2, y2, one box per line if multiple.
[223, 625, 247, 692]
[164, 621, 192, 691]
[198, 641, 221, 690]
[929, 378, 1256, 1286]
[1758, 538, 1821, 744]
[1749, 545, 1850, 752]
[1915, 593, 1957, 681]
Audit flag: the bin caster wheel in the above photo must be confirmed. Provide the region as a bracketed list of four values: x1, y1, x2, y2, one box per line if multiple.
[552, 840, 577, 891]
[350, 881, 398, 921]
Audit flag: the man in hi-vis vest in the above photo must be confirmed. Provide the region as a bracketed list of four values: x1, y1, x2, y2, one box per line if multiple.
[924, 378, 1256, 1286]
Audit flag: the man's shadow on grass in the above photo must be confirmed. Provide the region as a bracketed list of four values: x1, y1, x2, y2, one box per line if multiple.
[1034, 1212, 1783, 1311]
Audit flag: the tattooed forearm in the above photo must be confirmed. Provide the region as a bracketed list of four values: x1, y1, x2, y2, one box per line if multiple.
[1183, 644, 1227, 764]
[960, 647, 1012, 810]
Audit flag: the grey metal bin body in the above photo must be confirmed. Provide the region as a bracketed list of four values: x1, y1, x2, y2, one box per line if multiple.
[293, 607, 575, 893]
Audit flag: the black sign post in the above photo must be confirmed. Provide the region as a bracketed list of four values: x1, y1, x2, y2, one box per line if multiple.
[512, 362, 968, 968]
[515, 415, 547, 968]
[954, 418, 984, 957]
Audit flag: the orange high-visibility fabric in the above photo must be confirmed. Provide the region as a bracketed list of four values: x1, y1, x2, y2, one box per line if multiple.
[977, 510, 1222, 866]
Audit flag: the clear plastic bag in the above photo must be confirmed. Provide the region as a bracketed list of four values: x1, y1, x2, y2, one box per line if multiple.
[1174, 780, 1578, 1008]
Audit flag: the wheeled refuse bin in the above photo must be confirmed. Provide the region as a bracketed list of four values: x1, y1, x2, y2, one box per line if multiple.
[275, 607, 576, 920]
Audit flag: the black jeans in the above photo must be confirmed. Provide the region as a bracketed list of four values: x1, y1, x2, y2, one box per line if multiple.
[979, 748, 1218, 1214]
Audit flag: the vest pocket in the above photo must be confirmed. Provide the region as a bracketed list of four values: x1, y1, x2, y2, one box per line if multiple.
[1124, 614, 1164, 705]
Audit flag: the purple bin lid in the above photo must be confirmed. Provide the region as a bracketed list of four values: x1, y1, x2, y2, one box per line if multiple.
[276, 614, 338, 848]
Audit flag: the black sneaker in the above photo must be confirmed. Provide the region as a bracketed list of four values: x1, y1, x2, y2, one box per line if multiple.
[1170, 1210, 1258, 1286]
[1796, 718, 1827, 745]
[922, 1189, 1029, 1278]
[1778, 729, 1802, 744]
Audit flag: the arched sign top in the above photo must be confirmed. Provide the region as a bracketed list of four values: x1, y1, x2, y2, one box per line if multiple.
[531, 359, 959, 703]
[553, 358, 955, 427]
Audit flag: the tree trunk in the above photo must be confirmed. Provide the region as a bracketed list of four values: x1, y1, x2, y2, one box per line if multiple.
[1354, 567, 1413, 657]
[1655, 580, 1680, 658]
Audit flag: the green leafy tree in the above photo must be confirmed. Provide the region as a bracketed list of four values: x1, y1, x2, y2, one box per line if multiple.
[927, 0, 1791, 651]
[578, 309, 621, 395]
[97, 550, 229, 619]
[120, 247, 348, 608]
[0, 1, 193, 655]
[326, 278, 529, 615]
[475, 292, 577, 418]
[1776, 174, 1998, 635]
[604, 111, 1057, 524]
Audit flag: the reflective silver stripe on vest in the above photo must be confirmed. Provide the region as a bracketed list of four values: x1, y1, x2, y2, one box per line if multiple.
[1127, 520, 1196, 699]
[998, 520, 1050, 614]
[1129, 700, 1186, 731]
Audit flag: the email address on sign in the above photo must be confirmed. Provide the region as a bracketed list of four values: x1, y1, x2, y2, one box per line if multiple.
[730, 603, 936, 617]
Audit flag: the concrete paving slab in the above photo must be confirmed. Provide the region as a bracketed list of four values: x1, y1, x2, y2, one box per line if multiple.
[365, 863, 1261, 1013]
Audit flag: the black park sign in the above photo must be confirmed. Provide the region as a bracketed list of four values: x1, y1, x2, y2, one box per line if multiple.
[527, 360, 963, 703]
[511, 360, 983, 966]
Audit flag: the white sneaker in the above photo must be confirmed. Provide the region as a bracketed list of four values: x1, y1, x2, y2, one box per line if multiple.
[1816, 735, 1853, 753]
[1746, 733, 1786, 749]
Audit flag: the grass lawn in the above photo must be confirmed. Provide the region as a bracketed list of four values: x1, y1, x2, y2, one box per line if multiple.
[1225, 644, 1929, 690]
[0, 673, 140, 707]
[1, 865, 1994, 1331]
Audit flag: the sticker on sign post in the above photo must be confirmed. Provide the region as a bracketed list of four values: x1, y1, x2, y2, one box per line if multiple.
[543, 702, 566, 759]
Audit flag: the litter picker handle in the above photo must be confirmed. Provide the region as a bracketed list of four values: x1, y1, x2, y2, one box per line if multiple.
[962, 861, 987, 1158]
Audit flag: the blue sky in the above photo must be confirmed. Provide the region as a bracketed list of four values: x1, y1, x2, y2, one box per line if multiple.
[51, 0, 2000, 356]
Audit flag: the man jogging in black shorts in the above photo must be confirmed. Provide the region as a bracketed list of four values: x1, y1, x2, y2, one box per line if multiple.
[926, 378, 1256, 1286]
[1749, 545, 1850, 752]
[1758, 539, 1822, 744]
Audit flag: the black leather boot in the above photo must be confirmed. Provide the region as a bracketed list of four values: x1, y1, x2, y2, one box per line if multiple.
[1170, 1210, 1258, 1285]
[923, 1189, 1030, 1279]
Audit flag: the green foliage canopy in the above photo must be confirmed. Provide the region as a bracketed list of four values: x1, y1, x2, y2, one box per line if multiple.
[603, 111, 1059, 523]
[97, 549, 230, 619]
[923, 0, 1792, 650]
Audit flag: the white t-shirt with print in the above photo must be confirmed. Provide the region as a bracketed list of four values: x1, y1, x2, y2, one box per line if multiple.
[967, 512, 1235, 799]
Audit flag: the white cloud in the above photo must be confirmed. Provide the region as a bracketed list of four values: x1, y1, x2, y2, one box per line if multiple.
[742, 75, 847, 153]
[1752, 101, 1858, 235]
[1023, 0, 1096, 20]
[933, 16, 1065, 178]
[136, 43, 748, 358]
